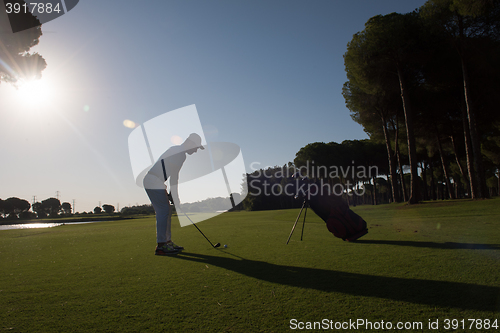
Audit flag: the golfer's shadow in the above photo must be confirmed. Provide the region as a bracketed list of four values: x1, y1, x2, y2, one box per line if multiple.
[353, 240, 500, 250]
[175, 251, 499, 312]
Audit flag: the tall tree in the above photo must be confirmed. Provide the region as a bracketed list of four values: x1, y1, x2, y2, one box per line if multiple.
[32, 202, 46, 218]
[483, 122, 500, 195]
[61, 202, 72, 215]
[344, 12, 426, 203]
[0, 198, 13, 218]
[2, 197, 30, 218]
[102, 204, 115, 214]
[343, 81, 403, 203]
[41, 198, 61, 217]
[420, 0, 500, 198]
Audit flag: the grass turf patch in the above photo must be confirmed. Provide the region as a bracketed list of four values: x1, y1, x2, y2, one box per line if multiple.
[0, 199, 499, 332]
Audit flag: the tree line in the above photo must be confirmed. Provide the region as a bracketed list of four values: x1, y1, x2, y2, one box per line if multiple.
[243, 140, 393, 211]
[0, 195, 246, 219]
[342, 0, 500, 203]
[0, 197, 116, 220]
[243, 0, 500, 211]
[241, 138, 499, 212]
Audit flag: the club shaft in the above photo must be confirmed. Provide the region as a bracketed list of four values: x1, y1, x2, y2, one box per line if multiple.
[182, 211, 218, 248]
[162, 172, 218, 248]
[300, 204, 307, 241]
[286, 201, 306, 244]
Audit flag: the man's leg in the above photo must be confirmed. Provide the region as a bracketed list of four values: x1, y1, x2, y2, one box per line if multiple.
[145, 189, 171, 244]
[164, 201, 184, 250]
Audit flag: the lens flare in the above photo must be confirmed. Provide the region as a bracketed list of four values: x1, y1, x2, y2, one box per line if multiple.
[171, 135, 183, 145]
[123, 119, 137, 128]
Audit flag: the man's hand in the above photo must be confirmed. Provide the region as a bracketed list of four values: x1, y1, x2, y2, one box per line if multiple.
[167, 192, 174, 205]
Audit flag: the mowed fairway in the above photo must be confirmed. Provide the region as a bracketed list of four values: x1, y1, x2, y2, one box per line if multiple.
[1, 199, 499, 332]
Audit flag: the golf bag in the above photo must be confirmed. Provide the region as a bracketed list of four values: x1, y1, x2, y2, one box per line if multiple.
[319, 203, 368, 241]
[292, 176, 368, 241]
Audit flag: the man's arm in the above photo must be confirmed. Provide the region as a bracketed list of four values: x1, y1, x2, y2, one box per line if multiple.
[169, 173, 180, 208]
[164, 149, 186, 209]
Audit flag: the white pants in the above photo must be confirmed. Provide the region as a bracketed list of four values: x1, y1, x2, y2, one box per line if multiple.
[143, 173, 173, 243]
[145, 188, 173, 243]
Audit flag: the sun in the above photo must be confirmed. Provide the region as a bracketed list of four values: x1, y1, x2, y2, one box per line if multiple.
[14, 76, 54, 109]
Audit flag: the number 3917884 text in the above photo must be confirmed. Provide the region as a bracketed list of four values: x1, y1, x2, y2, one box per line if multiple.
[5, 2, 62, 14]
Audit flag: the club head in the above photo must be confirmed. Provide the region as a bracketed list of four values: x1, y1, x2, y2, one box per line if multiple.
[214, 243, 221, 248]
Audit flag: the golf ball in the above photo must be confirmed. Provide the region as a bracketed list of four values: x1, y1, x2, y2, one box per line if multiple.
[224, 244, 227, 248]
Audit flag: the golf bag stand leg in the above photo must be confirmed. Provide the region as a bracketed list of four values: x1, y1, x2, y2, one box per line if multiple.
[286, 200, 308, 244]
[300, 201, 307, 241]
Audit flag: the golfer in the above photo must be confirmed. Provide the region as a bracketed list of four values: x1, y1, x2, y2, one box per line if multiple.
[143, 133, 204, 255]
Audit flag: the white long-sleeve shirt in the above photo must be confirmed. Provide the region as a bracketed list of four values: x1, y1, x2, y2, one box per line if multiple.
[143, 145, 186, 190]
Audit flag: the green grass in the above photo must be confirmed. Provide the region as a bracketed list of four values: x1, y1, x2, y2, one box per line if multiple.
[1, 199, 499, 332]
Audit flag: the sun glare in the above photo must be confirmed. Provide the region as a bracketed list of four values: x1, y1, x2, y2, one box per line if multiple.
[14, 77, 54, 109]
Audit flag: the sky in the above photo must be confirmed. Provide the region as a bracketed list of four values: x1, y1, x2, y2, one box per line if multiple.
[0, 0, 427, 213]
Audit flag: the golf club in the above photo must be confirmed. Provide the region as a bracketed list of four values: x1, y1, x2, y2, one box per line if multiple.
[181, 211, 221, 248]
[161, 159, 220, 249]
